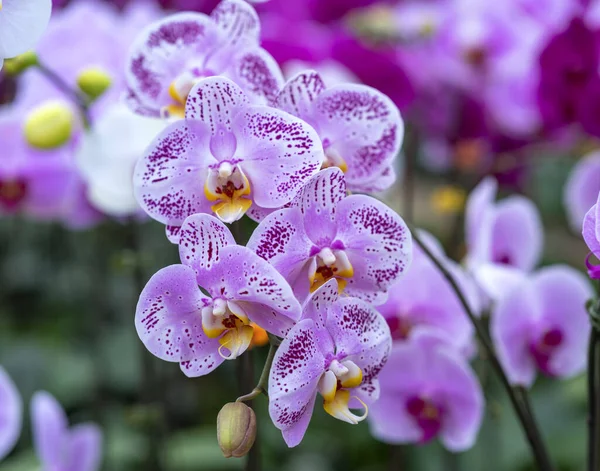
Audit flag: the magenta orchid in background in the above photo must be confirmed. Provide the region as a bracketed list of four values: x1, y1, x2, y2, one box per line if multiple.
[491, 265, 592, 387]
[564, 151, 600, 232]
[0, 367, 21, 461]
[464, 176, 543, 302]
[134, 76, 323, 233]
[377, 231, 478, 356]
[247, 168, 412, 305]
[125, 0, 283, 118]
[136, 214, 301, 377]
[583, 191, 600, 279]
[369, 329, 484, 451]
[269, 279, 391, 447]
[31, 391, 102, 471]
[274, 70, 403, 193]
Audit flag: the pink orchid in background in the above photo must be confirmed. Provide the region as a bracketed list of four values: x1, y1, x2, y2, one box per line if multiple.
[583, 190, 600, 279]
[269, 279, 391, 447]
[125, 0, 283, 118]
[134, 76, 323, 232]
[31, 391, 102, 471]
[247, 168, 412, 305]
[369, 329, 484, 451]
[491, 265, 592, 387]
[274, 70, 403, 193]
[377, 231, 478, 356]
[464, 176, 543, 302]
[564, 151, 600, 232]
[0, 367, 21, 461]
[136, 214, 301, 377]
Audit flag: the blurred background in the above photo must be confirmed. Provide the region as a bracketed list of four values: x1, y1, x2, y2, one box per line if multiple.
[0, 0, 597, 469]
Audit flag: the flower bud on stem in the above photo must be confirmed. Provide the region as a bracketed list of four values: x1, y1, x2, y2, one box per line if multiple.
[217, 402, 257, 458]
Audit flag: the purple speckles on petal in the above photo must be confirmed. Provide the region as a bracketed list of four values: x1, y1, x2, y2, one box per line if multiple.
[230, 48, 284, 105]
[211, 0, 260, 48]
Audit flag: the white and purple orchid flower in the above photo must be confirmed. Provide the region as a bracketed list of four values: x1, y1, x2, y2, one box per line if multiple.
[369, 330, 484, 451]
[0, 367, 21, 461]
[136, 214, 301, 377]
[273, 71, 404, 193]
[31, 391, 102, 471]
[269, 280, 391, 447]
[464, 176, 543, 303]
[247, 168, 412, 305]
[564, 151, 600, 232]
[491, 265, 592, 387]
[377, 231, 479, 356]
[125, 0, 283, 118]
[133, 76, 323, 235]
[583, 191, 600, 279]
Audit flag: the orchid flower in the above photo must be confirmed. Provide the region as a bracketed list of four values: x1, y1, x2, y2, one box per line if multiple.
[269, 280, 391, 447]
[369, 329, 484, 451]
[0, 367, 21, 461]
[0, 0, 52, 70]
[273, 70, 403, 193]
[464, 176, 543, 302]
[31, 391, 102, 471]
[247, 167, 412, 305]
[136, 214, 301, 377]
[126, 0, 283, 118]
[134, 76, 323, 235]
[491, 265, 592, 387]
[583, 191, 600, 279]
[564, 151, 600, 232]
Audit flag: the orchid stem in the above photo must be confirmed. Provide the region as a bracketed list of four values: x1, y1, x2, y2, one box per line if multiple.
[587, 293, 600, 471]
[409, 224, 554, 471]
[237, 338, 278, 403]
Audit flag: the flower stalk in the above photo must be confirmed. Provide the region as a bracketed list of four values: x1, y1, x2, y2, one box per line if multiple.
[237, 336, 279, 403]
[408, 224, 554, 471]
[587, 294, 600, 471]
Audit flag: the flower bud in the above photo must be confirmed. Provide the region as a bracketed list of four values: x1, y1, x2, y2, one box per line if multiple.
[77, 67, 112, 100]
[216, 402, 257, 458]
[3, 51, 38, 76]
[24, 101, 74, 150]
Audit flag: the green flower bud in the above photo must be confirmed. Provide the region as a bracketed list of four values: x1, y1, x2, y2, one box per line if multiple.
[3, 51, 39, 76]
[77, 67, 112, 100]
[24, 101, 74, 150]
[216, 402, 257, 458]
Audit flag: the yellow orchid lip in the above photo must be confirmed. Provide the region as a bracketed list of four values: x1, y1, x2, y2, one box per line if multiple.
[309, 249, 354, 294]
[322, 147, 348, 173]
[218, 324, 254, 360]
[323, 389, 368, 424]
[204, 163, 252, 223]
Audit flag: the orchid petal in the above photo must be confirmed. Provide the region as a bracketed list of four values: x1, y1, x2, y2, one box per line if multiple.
[31, 391, 68, 469]
[275, 70, 326, 121]
[0, 367, 21, 461]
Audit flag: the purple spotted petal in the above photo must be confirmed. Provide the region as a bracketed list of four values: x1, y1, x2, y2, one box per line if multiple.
[133, 120, 215, 226]
[185, 77, 249, 134]
[300, 279, 338, 351]
[235, 106, 323, 208]
[275, 70, 326, 121]
[31, 391, 68, 469]
[65, 424, 103, 471]
[126, 13, 219, 113]
[293, 168, 346, 244]
[335, 195, 412, 305]
[247, 207, 314, 286]
[0, 367, 21, 461]
[564, 151, 600, 231]
[313, 84, 403, 188]
[583, 193, 600, 254]
[269, 319, 325, 447]
[352, 164, 397, 193]
[210, 0, 260, 47]
[491, 279, 539, 387]
[178, 214, 235, 275]
[166, 225, 181, 244]
[227, 48, 284, 106]
[327, 297, 391, 403]
[532, 266, 592, 379]
[135, 264, 222, 376]
[465, 177, 497, 252]
[201, 246, 302, 336]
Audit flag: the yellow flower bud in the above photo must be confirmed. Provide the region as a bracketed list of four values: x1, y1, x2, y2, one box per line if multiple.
[216, 402, 257, 458]
[77, 67, 112, 100]
[3, 51, 39, 76]
[24, 101, 74, 150]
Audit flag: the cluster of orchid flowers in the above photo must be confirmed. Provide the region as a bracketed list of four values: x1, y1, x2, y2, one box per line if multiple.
[1, 0, 600, 468]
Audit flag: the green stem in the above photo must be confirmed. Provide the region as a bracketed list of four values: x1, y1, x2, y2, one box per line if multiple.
[237, 341, 278, 403]
[409, 225, 554, 471]
[588, 294, 600, 471]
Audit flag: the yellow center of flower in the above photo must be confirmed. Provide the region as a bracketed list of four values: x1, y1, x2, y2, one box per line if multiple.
[201, 299, 255, 360]
[204, 162, 252, 223]
[322, 148, 348, 173]
[309, 248, 354, 294]
[318, 359, 367, 424]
